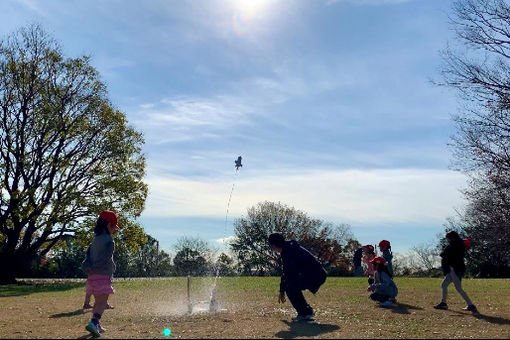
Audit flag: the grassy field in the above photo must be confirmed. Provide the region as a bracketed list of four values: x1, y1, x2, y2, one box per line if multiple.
[0, 277, 509, 339]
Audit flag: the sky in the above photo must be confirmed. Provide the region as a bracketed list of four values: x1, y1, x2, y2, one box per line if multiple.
[0, 0, 467, 254]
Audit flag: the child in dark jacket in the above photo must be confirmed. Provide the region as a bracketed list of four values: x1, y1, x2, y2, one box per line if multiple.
[433, 230, 478, 313]
[269, 233, 327, 322]
[378, 240, 393, 277]
[353, 248, 363, 277]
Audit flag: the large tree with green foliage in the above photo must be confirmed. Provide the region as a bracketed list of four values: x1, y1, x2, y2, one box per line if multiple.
[0, 25, 148, 283]
[230, 201, 357, 276]
[173, 236, 211, 276]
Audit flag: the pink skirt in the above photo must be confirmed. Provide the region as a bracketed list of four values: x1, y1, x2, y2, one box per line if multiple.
[86, 274, 114, 295]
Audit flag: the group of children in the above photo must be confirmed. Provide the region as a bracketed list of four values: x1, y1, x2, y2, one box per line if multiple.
[81, 211, 478, 337]
[353, 234, 477, 312]
[353, 240, 397, 307]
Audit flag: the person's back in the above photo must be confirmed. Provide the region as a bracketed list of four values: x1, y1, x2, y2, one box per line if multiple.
[83, 232, 116, 277]
[440, 238, 465, 276]
[281, 240, 327, 293]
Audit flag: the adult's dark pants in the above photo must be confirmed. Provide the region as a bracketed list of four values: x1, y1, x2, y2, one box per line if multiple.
[285, 275, 326, 316]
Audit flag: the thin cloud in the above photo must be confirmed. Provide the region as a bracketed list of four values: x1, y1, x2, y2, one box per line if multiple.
[132, 95, 255, 144]
[142, 168, 467, 225]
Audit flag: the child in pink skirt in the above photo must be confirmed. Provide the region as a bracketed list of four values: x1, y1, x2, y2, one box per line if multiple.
[362, 244, 376, 284]
[82, 210, 120, 337]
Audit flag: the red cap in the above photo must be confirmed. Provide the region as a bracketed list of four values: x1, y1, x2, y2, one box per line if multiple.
[370, 256, 387, 265]
[99, 210, 119, 230]
[379, 240, 391, 248]
[463, 238, 471, 249]
[362, 244, 375, 252]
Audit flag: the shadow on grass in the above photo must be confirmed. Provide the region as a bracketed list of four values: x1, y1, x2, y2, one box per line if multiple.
[446, 309, 510, 325]
[276, 320, 340, 339]
[49, 309, 86, 318]
[390, 302, 424, 315]
[0, 282, 83, 297]
[474, 313, 510, 325]
[77, 334, 95, 339]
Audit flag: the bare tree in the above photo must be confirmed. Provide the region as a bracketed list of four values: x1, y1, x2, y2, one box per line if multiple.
[411, 242, 440, 272]
[439, 0, 510, 277]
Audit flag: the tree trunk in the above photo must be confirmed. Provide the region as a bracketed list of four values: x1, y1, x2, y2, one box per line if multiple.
[0, 253, 18, 284]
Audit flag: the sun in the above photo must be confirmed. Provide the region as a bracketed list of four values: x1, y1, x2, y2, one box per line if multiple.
[231, 0, 274, 19]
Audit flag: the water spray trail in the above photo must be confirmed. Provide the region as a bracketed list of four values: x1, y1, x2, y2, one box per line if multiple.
[224, 169, 239, 235]
[214, 168, 240, 287]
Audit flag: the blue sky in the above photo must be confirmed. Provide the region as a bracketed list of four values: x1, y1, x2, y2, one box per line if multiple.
[1, 0, 467, 254]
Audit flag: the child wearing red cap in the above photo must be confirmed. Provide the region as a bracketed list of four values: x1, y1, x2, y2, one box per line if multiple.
[362, 244, 376, 284]
[378, 240, 393, 277]
[82, 210, 120, 337]
[367, 256, 398, 307]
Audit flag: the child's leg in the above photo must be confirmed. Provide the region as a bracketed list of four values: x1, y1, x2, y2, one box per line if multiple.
[449, 270, 474, 305]
[91, 294, 109, 325]
[441, 273, 452, 303]
[84, 293, 91, 304]
[83, 293, 93, 309]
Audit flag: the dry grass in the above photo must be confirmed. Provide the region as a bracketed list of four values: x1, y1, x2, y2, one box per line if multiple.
[0, 277, 509, 339]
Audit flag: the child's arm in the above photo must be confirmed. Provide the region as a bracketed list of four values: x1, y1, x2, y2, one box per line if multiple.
[82, 247, 92, 273]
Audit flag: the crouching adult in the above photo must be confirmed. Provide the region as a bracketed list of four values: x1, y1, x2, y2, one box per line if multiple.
[268, 233, 327, 322]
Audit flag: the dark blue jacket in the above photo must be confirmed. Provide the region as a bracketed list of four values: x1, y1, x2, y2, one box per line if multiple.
[279, 240, 327, 294]
[440, 239, 466, 276]
[353, 248, 363, 267]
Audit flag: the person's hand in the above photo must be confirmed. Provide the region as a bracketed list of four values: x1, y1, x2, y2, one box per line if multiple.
[278, 293, 286, 304]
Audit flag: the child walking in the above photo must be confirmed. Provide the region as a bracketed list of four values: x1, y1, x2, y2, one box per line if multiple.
[367, 256, 398, 307]
[434, 230, 478, 313]
[378, 240, 393, 277]
[82, 210, 120, 337]
[362, 244, 376, 284]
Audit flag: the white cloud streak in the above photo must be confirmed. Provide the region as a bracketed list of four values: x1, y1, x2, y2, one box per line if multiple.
[142, 168, 467, 226]
[132, 95, 256, 143]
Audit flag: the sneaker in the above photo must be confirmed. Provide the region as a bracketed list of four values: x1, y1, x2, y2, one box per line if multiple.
[83, 303, 93, 310]
[97, 323, 106, 333]
[292, 314, 315, 322]
[433, 302, 448, 310]
[463, 305, 478, 313]
[389, 297, 397, 304]
[85, 321, 101, 337]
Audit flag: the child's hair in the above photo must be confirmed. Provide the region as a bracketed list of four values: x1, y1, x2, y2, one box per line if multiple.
[94, 217, 110, 236]
[445, 230, 461, 242]
[268, 233, 285, 248]
[375, 263, 393, 278]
